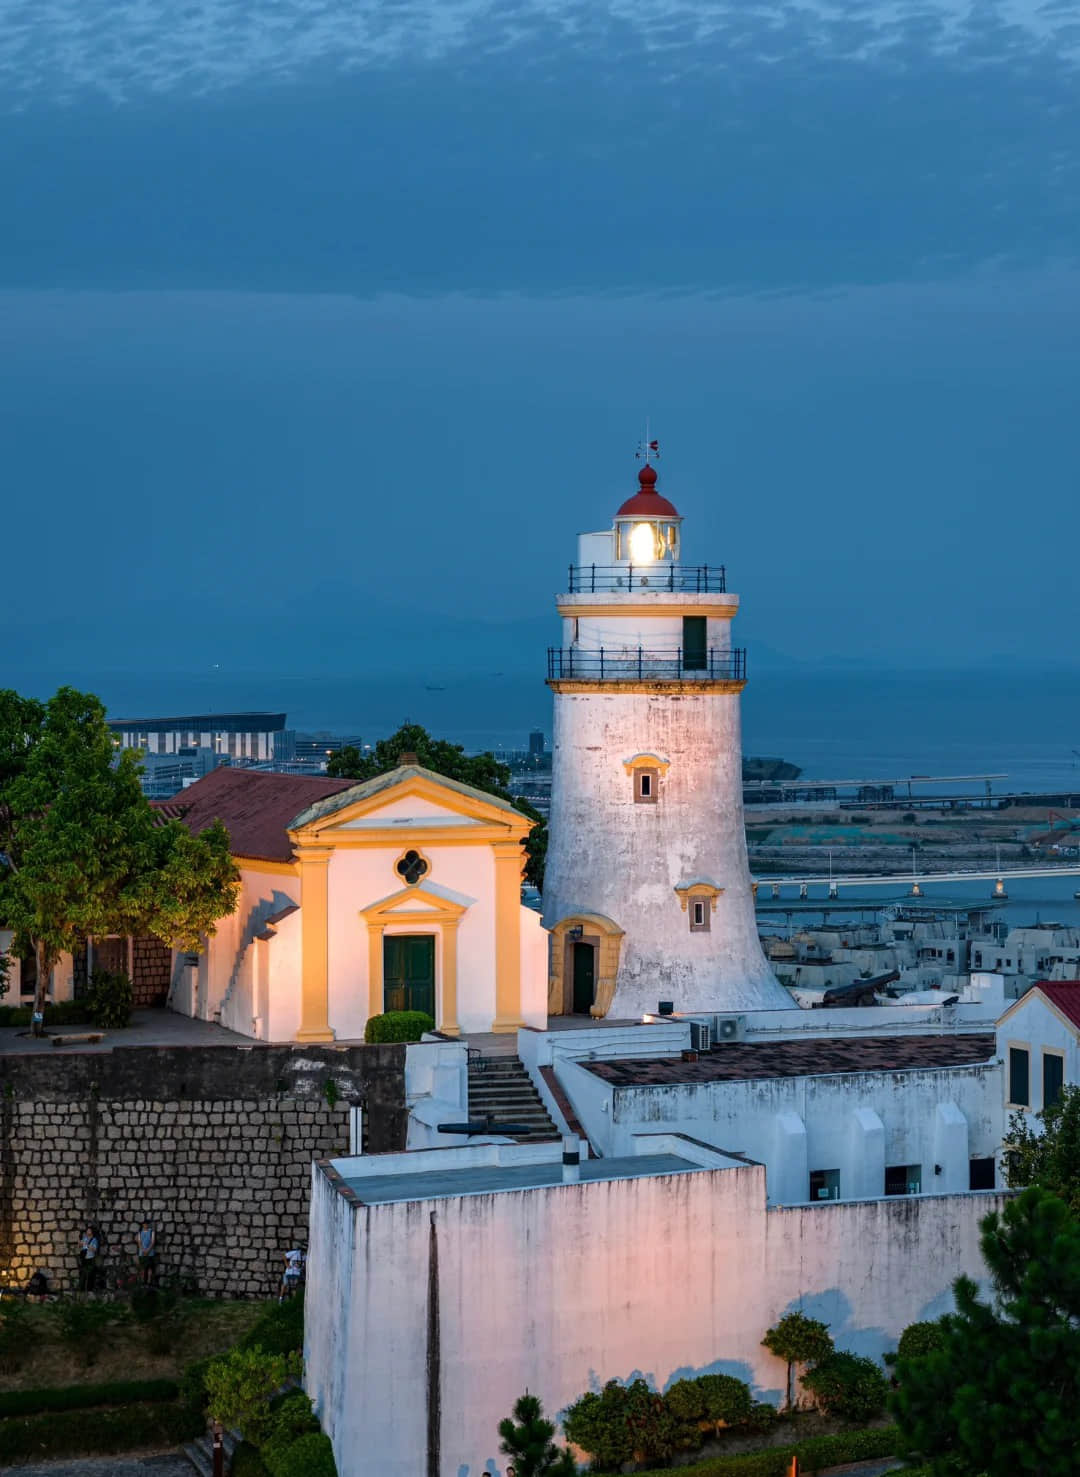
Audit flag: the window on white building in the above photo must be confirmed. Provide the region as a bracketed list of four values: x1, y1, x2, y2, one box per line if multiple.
[690, 899, 710, 933]
[1008, 1046, 1030, 1107]
[969, 1157, 995, 1190]
[809, 1168, 840, 1201]
[1043, 1051, 1065, 1110]
[634, 768, 659, 804]
[885, 1163, 922, 1196]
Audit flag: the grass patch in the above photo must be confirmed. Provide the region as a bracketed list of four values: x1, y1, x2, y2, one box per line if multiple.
[0, 1377, 178, 1418]
[633, 1424, 899, 1476]
[0, 1398, 204, 1465]
[0, 1298, 265, 1393]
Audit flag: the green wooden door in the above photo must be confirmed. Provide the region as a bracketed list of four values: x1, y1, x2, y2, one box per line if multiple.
[383, 935, 436, 1017]
[572, 942, 595, 1015]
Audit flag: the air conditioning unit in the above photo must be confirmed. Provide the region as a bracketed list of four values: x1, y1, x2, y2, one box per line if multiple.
[713, 1014, 746, 1044]
[689, 1021, 712, 1052]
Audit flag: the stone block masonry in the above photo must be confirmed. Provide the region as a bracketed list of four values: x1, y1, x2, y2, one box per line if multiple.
[0, 1043, 407, 1297]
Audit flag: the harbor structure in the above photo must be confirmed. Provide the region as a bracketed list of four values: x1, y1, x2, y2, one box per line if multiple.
[542, 455, 790, 1017]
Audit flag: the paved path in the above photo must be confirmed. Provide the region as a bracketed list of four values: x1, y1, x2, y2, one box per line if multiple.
[2, 1453, 192, 1476]
[0, 1009, 253, 1056]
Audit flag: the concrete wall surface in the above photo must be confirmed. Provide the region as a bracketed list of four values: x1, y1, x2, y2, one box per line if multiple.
[0, 1043, 406, 1295]
[305, 1157, 1004, 1477]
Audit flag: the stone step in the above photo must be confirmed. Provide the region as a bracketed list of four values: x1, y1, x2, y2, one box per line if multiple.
[467, 1054, 560, 1140]
[184, 1428, 241, 1477]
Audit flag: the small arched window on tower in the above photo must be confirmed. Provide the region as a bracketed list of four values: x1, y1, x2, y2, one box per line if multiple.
[674, 881, 724, 934]
[623, 752, 669, 806]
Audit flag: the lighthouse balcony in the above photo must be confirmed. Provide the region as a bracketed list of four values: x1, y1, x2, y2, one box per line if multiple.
[566, 564, 726, 594]
[547, 647, 746, 683]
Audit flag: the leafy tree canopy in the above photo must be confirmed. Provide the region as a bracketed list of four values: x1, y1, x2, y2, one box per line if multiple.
[0, 687, 239, 1014]
[761, 1310, 834, 1410]
[327, 722, 546, 888]
[891, 1186, 1080, 1476]
[1006, 1084, 1080, 1217]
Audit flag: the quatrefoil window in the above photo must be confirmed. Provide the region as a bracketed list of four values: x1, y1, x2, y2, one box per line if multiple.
[395, 849, 430, 886]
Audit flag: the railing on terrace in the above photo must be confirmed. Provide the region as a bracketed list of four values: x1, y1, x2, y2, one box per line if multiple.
[547, 648, 747, 682]
[566, 564, 726, 594]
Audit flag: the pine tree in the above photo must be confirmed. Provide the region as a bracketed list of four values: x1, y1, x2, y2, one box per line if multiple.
[498, 1392, 576, 1476]
[892, 1186, 1080, 1475]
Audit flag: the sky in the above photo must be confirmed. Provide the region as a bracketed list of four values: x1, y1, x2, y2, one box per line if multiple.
[3, 0, 1080, 697]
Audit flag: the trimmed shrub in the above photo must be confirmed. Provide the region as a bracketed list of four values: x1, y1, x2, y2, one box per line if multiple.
[761, 1311, 834, 1410]
[363, 1010, 435, 1044]
[205, 1346, 302, 1447]
[744, 1401, 779, 1434]
[261, 1392, 321, 1472]
[0, 1000, 94, 1029]
[86, 967, 134, 1028]
[0, 1379, 179, 1419]
[562, 1379, 688, 1470]
[896, 1318, 949, 1361]
[632, 1426, 899, 1476]
[180, 1354, 216, 1415]
[800, 1351, 889, 1423]
[0, 1399, 204, 1465]
[231, 1442, 271, 1477]
[237, 1293, 305, 1356]
[267, 1431, 337, 1477]
[665, 1373, 753, 1435]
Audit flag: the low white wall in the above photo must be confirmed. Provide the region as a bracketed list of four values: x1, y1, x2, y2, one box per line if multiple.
[306, 1155, 1005, 1477]
[562, 1060, 1003, 1204]
[517, 1020, 691, 1070]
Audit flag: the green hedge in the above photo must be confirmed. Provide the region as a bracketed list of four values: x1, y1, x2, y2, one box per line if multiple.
[266, 1431, 337, 1477]
[231, 1441, 271, 1477]
[0, 1378, 179, 1418]
[0, 1000, 95, 1029]
[633, 1425, 899, 1477]
[0, 1398, 204, 1464]
[364, 1010, 434, 1044]
[237, 1294, 305, 1357]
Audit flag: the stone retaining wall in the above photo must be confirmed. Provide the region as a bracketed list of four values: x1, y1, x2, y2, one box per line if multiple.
[0, 1043, 407, 1297]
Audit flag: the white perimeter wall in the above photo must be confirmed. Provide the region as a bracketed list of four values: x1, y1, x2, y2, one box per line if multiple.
[306, 1160, 1004, 1477]
[558, 1061, 1003, 1203]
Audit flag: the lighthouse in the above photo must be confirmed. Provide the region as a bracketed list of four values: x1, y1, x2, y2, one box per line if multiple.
[542, 450, 791, 1019]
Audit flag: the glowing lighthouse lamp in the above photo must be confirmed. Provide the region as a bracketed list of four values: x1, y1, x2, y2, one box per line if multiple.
[614, 444, 681, 568]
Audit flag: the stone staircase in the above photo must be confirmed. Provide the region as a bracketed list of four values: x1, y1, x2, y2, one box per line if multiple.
[467, 1056, 561, 1142]
[184, 1427, 240, 1476]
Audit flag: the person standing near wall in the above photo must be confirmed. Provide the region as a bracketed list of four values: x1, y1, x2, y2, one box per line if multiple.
[136, 1219, 156, 1286]
[78, 1224, 99, 1293]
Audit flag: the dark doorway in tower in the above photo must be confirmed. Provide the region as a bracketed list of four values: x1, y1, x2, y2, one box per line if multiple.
[383, 935, 436, 1017]
[571, 942, 596, 1015]
[682, 616, 707, 672]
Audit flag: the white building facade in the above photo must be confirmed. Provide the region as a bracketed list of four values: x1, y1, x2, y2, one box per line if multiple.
[542, 458, 790, 1019]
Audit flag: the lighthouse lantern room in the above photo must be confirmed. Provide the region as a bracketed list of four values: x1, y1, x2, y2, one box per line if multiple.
[542, 450, 791, 1021]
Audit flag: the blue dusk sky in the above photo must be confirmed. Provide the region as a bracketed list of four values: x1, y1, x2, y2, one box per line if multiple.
[2, 0, 1079, 691]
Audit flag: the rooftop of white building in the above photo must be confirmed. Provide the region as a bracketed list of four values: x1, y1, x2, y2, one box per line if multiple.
[321, 1135, 748, 1207]
[584, 1032, 996, 1085]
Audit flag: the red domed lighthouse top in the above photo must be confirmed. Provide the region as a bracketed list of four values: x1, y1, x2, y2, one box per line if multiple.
[616, 462, 680, 519]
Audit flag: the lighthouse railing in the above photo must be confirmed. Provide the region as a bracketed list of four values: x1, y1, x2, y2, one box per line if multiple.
[565, 564, 726, 594]
[547, 648, 746, 682]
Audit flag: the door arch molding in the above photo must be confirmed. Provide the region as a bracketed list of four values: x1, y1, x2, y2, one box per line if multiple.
[547, 912, 624, 1018]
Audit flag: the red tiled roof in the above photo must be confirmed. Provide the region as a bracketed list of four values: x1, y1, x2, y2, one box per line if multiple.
[1035, 981, 1080, 1032]
[155, 767, 353, 862]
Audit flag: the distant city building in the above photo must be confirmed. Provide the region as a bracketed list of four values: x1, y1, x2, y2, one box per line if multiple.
[138, 747, 225, 799]
[288, 733, 364, 763]
[528, 729, 546, 757]
[109, 712, 286, 764]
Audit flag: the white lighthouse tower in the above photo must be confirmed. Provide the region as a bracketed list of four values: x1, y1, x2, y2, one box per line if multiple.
[542, 450, 791, 1020]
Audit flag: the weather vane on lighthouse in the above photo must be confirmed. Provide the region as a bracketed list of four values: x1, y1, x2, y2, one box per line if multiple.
[636, 422, 660, 465]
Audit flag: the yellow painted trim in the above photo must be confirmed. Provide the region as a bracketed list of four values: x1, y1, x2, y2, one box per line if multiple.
[492, 841, 525, 1033]
[295, 846, 335, 1043]
[290, 771, 531, 842]
[360, 885, 470, 1034]
[547, 913, 625, 1019]
[549, 679, 747, 696]
[674, 882, 725, 913]
[317, 826, 520, 849]
[234, 855, 300, 877]
[622, 753, 671, 776]
[557, 602, 738, 619]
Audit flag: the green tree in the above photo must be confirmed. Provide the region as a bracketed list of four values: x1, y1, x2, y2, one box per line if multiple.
[0, 687, 239, 1017]
[891, 1186, 1080, 1475]
[761, 1310, 834, 1411]
[497, 1392, 576, 1476]
[1005, 1084, 1080, 1217]
[327, 722, 547, 888]
[800, 1351, 888, 1422]
[203, 1346, 302, 1447]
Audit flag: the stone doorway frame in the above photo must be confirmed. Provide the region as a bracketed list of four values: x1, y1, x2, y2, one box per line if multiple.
[548, 913, 624, 1018]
